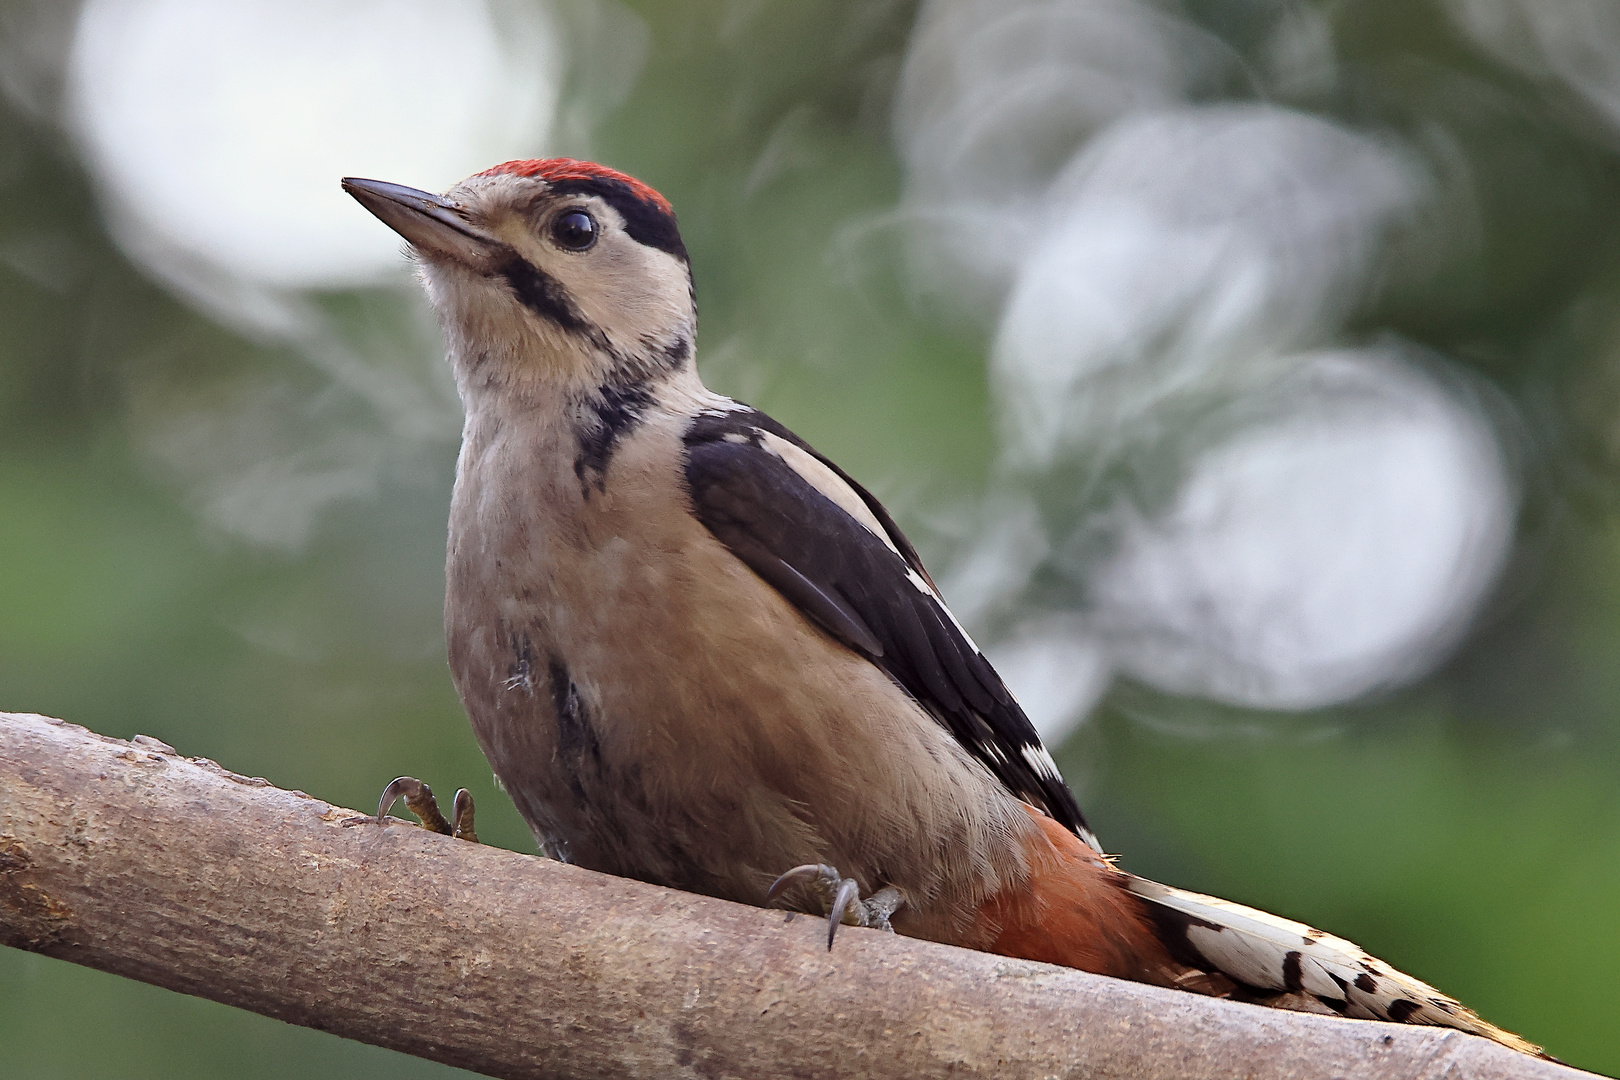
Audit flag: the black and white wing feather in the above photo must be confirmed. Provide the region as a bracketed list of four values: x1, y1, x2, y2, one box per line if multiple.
[682, 404, 1097, 849]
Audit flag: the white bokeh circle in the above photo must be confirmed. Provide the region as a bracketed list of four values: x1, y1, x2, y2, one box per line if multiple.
[1090, 349, 1516, 710]
[67, 0, 561, 291]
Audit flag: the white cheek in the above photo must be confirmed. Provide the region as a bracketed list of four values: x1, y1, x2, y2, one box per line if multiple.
[573, 244, 692, 343]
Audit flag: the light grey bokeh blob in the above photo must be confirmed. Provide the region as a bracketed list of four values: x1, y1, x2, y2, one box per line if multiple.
[5, 0, 648, 551]
[898, 0, 1520, 730]
[993, 104, 1423, 470]
[66, 0, 565, 302]
[1447, 0, 1620, 128]
[1089, 348, 1516, 710]
[892, 0, 1236, 319]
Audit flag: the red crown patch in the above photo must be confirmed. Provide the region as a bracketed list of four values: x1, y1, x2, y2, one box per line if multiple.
[477, 159, 672, 216]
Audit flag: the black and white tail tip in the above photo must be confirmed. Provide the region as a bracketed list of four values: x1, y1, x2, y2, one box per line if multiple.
[1129, 876, 1549, 1059]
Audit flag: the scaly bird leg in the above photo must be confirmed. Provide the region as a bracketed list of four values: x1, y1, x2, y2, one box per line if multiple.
[377, 776, 479, 842]
[768, 863, 905, 949]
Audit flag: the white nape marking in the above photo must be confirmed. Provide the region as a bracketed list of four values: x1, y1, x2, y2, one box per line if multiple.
[698, 394, 751, 417]
[1020, 743, 1063, 782]
[757, 430, 903, 555]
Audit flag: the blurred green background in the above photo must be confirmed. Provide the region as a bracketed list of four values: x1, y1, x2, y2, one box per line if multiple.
[2, 0, 1618, 1074]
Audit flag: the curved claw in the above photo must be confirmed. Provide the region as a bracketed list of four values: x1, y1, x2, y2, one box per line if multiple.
[828, 876, 861, 950]
[450, 787, 478, 843]
[768, 863, 836, 903]
[377, 776, 416, 823]
[376, 775, 453, 834]
[769, 864, 905, 950]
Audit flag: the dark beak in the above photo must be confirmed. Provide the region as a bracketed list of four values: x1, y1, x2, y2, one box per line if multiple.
[341, 177, 495, 264]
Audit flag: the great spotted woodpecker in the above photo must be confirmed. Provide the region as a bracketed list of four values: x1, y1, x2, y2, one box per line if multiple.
[344, 159, 1543, 1058]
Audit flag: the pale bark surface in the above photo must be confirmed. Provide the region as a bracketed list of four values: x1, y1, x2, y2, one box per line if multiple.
[0, 711, 1596, 1080]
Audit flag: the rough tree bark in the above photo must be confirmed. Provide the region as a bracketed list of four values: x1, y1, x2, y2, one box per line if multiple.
[0, 711, 1594, 1080]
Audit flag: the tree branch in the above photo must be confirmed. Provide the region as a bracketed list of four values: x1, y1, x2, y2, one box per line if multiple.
[0, 711, 1594, 1080]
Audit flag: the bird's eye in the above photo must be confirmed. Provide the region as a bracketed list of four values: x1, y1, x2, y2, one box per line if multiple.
[551, 209, 597, 251]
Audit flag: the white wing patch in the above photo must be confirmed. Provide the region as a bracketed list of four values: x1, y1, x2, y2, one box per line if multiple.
[758, 430, 903, 556]
[758, 427, 988, 659]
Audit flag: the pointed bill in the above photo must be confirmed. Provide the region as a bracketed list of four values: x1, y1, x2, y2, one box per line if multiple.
[341, 177, 495, 265]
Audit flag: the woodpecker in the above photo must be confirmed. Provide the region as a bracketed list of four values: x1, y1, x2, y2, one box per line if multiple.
[344, 159, 1543, 1058]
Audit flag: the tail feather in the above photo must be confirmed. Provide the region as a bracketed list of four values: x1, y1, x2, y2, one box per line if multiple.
[1124, 875, 1548, 1059]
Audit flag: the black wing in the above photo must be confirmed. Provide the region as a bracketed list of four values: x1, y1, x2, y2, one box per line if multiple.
[682, 404, 1098, 849]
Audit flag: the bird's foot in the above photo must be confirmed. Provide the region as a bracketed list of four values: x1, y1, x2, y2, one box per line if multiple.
[767, 863, 905, 949]
[377, 776, 479, 843]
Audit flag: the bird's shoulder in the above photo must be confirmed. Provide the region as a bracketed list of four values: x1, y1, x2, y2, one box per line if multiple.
[677, 396, 1098, 848]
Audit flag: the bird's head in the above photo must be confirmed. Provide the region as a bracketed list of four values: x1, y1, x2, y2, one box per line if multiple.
[344, 159, 694, 398]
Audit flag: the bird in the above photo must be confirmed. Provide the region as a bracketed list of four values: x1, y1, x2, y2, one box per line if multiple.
[344, 158, 1544, 1058]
